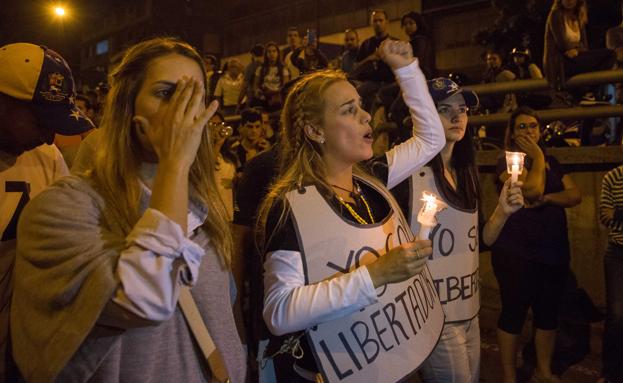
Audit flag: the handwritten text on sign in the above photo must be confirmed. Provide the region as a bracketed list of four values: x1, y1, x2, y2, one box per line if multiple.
[308, 267, 445, 383]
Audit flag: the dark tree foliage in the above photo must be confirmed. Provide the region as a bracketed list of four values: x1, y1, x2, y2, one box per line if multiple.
[473, 0, 550, 66]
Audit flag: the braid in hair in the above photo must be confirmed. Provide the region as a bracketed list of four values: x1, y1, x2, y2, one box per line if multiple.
[257, 69, 347, 252]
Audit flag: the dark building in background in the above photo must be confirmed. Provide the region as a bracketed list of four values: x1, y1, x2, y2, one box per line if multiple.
[79, 0, 218, 87]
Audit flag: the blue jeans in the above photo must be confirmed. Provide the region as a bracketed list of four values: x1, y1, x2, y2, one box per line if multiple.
[603, 242, 623, 382]
[420, 317, 480, 383]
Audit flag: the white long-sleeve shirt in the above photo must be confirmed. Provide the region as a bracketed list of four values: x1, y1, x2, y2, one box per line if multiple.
[263, 59, 444, 336]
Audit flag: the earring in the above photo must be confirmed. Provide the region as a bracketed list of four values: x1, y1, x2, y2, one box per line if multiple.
[319, 137, 325, 144]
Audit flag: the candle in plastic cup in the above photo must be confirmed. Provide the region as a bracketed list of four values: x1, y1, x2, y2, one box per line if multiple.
[505, 151, 526, 184]
[417, 192, 445, 240]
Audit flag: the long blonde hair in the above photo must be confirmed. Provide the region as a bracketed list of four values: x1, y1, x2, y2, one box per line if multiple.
[92, 37, 232, 267]
[256, 70, 384, 252]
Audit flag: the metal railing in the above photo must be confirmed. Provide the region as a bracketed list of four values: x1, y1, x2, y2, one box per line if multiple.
[463, 70, 623, 127]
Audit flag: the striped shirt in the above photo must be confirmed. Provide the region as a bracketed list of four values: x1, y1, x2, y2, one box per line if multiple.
[600, 165, 623, 245]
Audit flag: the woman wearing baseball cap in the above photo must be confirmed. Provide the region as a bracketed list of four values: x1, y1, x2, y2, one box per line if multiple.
[390, 77, 524, 382]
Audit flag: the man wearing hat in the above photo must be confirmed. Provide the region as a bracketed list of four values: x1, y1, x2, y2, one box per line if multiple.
[0, 42, 94, 380]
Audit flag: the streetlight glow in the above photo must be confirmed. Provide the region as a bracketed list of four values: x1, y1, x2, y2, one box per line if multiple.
[54, 6, 66, 17]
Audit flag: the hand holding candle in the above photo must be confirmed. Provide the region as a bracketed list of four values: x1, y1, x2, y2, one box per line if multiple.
[505, 151, 526, 184]
[417, 192, 446, 240]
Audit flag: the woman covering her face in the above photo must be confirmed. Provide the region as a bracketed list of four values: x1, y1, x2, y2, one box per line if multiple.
[11, 37, 246, 382]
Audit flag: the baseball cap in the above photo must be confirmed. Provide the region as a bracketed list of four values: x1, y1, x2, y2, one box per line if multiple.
[427, 77, 479, 108]
[0, 43, 95, 135]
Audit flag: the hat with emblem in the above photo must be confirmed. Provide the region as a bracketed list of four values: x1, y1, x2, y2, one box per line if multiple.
[0, 43, 95, 135]
[427, 77, 479, 108]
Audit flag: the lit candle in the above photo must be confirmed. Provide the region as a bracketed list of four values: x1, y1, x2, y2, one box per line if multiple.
[417, 192, 446, 240]
[505, 151, 526, 184]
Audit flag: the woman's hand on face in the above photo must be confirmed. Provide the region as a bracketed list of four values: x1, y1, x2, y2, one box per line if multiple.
[366, 240, 431, 288]
[499, 179, 524, 215]
[514, 134, 542, 159]
[134, 77, 218, 170]
[378, 40, 415, 70]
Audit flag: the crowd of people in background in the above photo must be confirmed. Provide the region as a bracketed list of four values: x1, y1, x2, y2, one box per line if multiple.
[3, 1, 623, 383]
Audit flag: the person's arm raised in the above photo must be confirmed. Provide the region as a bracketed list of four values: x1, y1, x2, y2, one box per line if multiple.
[378, 40, 445, 189]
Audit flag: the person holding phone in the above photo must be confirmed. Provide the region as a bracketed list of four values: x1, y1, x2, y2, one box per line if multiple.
[291, 28, 329, 75]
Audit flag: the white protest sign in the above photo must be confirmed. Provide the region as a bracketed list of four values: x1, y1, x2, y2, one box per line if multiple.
[307, 266, 444, 383]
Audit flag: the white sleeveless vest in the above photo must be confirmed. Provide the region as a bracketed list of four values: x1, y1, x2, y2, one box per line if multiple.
[408, 168, 480, 323]
[286, 177, 445, 383]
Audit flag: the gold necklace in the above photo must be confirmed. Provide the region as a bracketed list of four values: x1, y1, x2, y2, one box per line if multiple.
[335, 192, 375, 225]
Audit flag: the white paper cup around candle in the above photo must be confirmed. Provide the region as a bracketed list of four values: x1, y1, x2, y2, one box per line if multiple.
[505, 151, 526, 184]
[417, 192, 445, 240]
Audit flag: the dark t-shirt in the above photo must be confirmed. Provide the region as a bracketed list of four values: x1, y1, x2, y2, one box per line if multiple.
[491, 155, 570, 265]
[257, 156, 392, 373]
[233, 147, 279, 226]
[355, 34, 397, 83]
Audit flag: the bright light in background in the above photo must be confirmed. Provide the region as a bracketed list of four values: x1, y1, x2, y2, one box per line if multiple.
[53, 6, 67, 17]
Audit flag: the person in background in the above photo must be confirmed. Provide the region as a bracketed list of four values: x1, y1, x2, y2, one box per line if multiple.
[598, 162, 623, 383]
[238, 44, 265, 111]
[230, 108, 271, 169]
[544, 0, 615, 92]
[377, 10, 436, 142]
[0, 42, 94, 381]
[401, 11, 435, 78]
[492, 107, 581, 383]
[353, 9, 397, 112]
[480, 50, 517, 141]
[54, 93, 96, 167]
[75, 94, 97, 122]
[214, 58, 244, 116]
[11, 37, 246, 382]
[253, 42, 291, 113]
[258, 107, 276, 144]
[210, 111, 238, 221]
[289, 33, 329, 75]
[510, 48, 543, 80]
[339, 29, 359, 75]
[283, 27, 303, 79]
[204, 54, 220, 97]
[508, 48, 552, 110]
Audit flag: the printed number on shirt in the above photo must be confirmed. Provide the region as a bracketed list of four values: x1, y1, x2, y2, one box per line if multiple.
[2, 181, 31, 242]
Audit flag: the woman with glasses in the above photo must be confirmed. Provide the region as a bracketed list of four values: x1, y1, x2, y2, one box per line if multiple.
[491, 106, 581, 383]
[390, 78, 524, 382]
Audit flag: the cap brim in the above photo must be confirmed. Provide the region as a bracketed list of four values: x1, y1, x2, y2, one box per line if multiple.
[460, 90, 479, 108]
[33, 104, 95, 136]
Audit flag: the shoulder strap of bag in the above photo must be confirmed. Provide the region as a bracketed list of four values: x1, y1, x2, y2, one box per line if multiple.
[178, 286, 231, 383]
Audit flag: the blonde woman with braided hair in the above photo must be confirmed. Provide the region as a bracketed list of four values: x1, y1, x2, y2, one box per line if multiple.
[258, 40, 446, 382]
[11, 37, 246, 382]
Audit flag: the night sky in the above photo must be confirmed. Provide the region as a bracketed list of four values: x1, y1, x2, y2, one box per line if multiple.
[0, 0, 121, 67]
